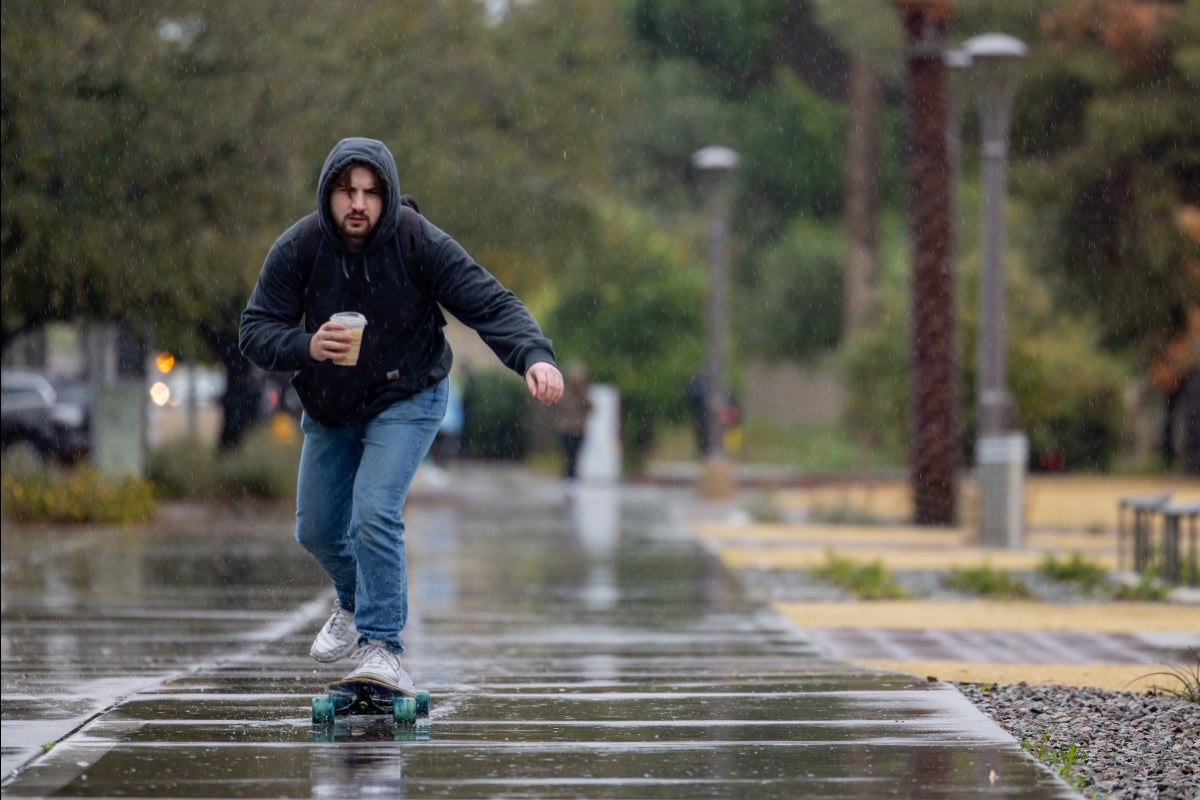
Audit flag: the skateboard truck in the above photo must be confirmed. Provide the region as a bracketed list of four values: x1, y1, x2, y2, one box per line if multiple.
[312, 678, 430, 726]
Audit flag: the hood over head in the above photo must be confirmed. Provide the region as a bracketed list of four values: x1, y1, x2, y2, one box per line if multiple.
[317, 137, 403, 256]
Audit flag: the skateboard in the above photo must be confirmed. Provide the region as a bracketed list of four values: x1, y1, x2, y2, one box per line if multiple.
[311, 678, 431, 726]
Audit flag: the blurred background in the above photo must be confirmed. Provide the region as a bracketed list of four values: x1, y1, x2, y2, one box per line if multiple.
[2, 0, 1197, 518]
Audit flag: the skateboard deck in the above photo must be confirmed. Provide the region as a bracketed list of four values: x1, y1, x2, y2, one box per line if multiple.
[312, 678, 431, 726]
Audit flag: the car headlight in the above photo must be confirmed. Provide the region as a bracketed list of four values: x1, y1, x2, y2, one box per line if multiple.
[50, 405, 85, 428]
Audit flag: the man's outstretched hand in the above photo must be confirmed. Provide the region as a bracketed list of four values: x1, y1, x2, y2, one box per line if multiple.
[525, 362, 564, 406]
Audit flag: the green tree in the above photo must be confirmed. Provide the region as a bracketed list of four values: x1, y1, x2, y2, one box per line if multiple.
[1, 2, 286, 348]
[631, 0, 848, 97]
[2, 0, 637, 448]
[1017, 0, 1200, 352]
[1, 1, 327, 445]
[740, 217, 844, 359]
[548, 202, 706, 468]
[841, 207, 1129, 471]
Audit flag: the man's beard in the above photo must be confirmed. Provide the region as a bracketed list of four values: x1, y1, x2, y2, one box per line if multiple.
[339, 214, 374, 242]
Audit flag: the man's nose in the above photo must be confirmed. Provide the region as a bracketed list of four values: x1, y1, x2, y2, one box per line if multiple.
[350, 190, 367, 210]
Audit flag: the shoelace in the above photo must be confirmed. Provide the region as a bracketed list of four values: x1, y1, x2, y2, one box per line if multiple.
[358, 645, 396, 672]
[327, 608, 352, 638]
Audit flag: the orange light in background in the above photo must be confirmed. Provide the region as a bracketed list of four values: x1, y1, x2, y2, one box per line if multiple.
[155, 352, 176, 374]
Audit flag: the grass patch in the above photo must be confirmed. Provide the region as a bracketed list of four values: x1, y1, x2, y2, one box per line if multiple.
[1022, 737, 1087, 792]
[740, 420, 903, 474]
[810, 549, 910, 600]
[942, 564, 1033, 599]
[1137, 647, 1200, 703]
[1037, 552, 1108, 593]
[647, 420, 903, 475]
[805, 504, 893, 526]
[0, 462, 156, 524]
[1112, 569, 1172, 602]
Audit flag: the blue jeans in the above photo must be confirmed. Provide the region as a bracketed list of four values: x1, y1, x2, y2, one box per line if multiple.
[294, 379, 448, 653]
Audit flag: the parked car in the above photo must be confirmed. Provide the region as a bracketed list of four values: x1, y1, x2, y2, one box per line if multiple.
[1, 369, 91, 465]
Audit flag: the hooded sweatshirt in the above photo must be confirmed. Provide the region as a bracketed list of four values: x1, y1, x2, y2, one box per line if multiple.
[239, 137, 556, 427]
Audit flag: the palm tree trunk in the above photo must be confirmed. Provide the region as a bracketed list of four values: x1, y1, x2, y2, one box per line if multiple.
[896, 1, 959, 525]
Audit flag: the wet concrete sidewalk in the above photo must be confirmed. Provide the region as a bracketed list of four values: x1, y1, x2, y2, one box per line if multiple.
[1, 467, 1076, 798]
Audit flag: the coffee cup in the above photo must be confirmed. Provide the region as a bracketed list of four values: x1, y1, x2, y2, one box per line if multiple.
[329, 312, 367, 366]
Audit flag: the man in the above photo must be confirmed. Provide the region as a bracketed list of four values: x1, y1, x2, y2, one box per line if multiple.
[240, 137, 562, 694]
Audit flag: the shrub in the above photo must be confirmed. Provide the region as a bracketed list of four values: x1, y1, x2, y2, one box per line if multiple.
[1113, 569, 1171, 602]
[943, 564, 1033, 599]
[461, 370, 530, 460]
[213, 427, 301, 500]
[547, 201, 706, 470]
[146, 439, 219, 499]
[1, 462, 156, 524]
[1138, 647, 1200, 703]
[810, 549, 909, 600]
[1037, 552, 1108, 592]
[840, 237, 1130, 471]
[146, 422, 301, 502]
[739, 218, 844, 360]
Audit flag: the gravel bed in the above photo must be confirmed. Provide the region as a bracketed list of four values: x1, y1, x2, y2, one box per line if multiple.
[955, 682, 1199, 799]
[729, 565, 1199, 797]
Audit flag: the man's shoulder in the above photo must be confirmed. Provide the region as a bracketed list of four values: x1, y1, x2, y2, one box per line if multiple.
[410, 213, 461, 256]
[268, 212, 322, 261]
[280, 211, 321, 243]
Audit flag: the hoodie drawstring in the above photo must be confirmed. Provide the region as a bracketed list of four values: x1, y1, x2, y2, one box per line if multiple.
[341, 254, 372, 283]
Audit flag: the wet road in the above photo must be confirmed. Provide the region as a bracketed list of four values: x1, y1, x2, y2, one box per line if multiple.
[1, 467, 1075, 798]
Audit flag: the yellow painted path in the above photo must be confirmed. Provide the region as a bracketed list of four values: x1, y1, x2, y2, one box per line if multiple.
[696, 475, 1200, 690]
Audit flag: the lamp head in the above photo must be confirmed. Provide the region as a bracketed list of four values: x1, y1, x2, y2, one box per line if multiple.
[691, 146, 741, 175]
[963, 33, 1028, 64]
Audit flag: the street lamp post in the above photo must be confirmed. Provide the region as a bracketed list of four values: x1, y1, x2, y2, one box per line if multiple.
[692, 146, 740, 499]
[944, 48, 972, 188]
[945, 47, 972, 325]
[964, 33, 1028, 548]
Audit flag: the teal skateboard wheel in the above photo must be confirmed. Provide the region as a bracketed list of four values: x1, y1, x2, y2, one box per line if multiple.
[312, 695, 336, 725]
[415, 689, 431, 716]
[393, 696, 417, 724]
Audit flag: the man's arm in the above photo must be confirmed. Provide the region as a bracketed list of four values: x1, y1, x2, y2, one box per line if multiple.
[239, 233, 315, 372]
[421, 220, 558, 377]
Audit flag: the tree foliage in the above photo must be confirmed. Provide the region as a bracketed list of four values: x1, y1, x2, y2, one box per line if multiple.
[547, 202, 706, 466]
[840, 208, 1129, 470]
[1, 0, 632, 349]
[1, 1, 295, 351]
[1017, 0, 1200, 353]
[3, 0, 1196, 468]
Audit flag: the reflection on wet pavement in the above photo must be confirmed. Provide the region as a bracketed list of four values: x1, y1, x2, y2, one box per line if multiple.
[2, 468, 1076, 798]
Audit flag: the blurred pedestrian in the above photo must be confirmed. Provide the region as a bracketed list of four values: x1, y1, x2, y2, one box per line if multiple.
[686, 369, 739, 458]
[686, 371, 711, 457]
[239, 137, 563, 696]
[554, 363, 593, 481]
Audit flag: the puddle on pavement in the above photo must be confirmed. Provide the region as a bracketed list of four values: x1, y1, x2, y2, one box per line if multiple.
[3, 479, 1077, 798]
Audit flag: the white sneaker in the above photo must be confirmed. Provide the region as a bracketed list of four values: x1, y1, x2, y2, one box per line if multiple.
[344, 641, 415, 694]
[309, 602, 357, 663]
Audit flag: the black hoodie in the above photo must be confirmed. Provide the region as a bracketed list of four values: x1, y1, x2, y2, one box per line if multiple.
[239, 137, 556, 427]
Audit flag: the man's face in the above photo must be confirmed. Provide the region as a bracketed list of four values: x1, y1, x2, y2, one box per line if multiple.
[330, 165, 383, 251]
